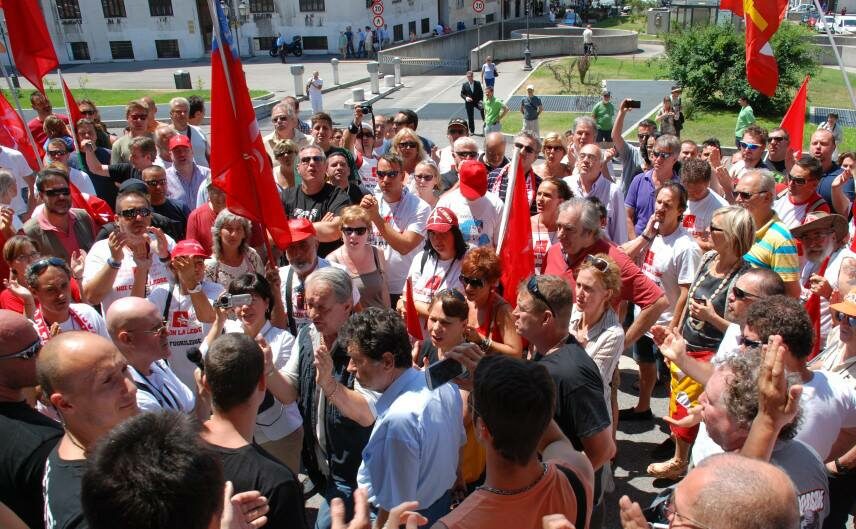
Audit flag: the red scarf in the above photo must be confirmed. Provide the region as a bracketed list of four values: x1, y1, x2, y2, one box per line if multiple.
[804, 255, 831, 361]
[33, 306, 95, 341]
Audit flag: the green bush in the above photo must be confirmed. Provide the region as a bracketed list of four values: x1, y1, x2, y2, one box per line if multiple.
[663, 22, 819, 114]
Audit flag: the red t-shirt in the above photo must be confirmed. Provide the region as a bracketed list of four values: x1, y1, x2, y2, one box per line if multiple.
[542, 238, 663, 309]
[27, 114, 70, 147]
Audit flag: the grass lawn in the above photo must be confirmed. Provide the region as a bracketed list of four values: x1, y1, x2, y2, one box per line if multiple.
[1, 88, 270, 108]
[593, 16, 663, 41]
[518, 57, 666, 95]
[808, 67, 856, 108]
[501, 111, 584, 135]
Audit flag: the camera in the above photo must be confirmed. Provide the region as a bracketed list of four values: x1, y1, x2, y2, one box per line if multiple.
[213, 293, 253, 309]
[359, 103, 373, 114]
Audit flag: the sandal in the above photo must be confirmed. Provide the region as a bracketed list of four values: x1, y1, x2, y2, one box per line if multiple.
[647, 457, 688, 480]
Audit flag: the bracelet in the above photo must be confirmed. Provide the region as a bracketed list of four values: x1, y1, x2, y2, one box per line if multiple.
[834, 457, 848, 474]
[158, 254, 171, 263]
[479, 337, 492, 352]
[641, 233, 653, 242]
[326, 381, 340, 400]
[106, 257, 122, 269]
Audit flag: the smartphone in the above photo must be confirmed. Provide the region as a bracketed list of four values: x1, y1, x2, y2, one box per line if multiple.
[213, 293, 253, 309]
[692, 296, 706, 304]
[627, 99, 642, 109]
[425, 357, 466, 390]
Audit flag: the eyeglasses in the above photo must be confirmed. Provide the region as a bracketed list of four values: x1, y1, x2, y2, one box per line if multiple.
[398, 141, 419, 149]
[455, 151, 478, 159]
[342, 226, 368, 236]
[459, 274, 485, 288]
[376, 170, 399, 179]
[119, 207, 152, 219]
[514, 142, 535, 154]
[732, 285, 759, 300]
[356, 133, 375, 139]
[836, 311, 856, 327]
[413, 173, 435, 182]
[47, 150, 67, 157]
[43, 187, 71, 198]
[275, 151, 295, 158]
[787, 174, 811, 186]
[134, 320, 169, 335]
[299, 155, 324, 164]
[738, 335, 762, 348]
[14, 251, 40, 263]
[80, 109, 96, 116]
[768, 135, 787, 143]
[27, 256, 66, 276]
[584, 254, 609, 272]
[144, 179, 167, 187]
[448, 128, 467, 135]
[129, 113, 148, 121]
[739, 141, 762, 151]
[544, 144, 565, 152]
[651, 150, 673, 159]
[272, 116, 290, 123]
[663, 489, 713, 529]
[526, 276, 558, 315]
[734, 190, 766, 201]
[0, 340, 41, 361]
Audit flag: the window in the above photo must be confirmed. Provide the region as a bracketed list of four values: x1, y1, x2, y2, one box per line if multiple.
[421, 18, 430, 34]
[255, 36, 276, 52]
[393, 23, 403, 41]
[55, 0, 81, 19]
[70, 42, 89, 60]
[155, 39, 180, 58]
[148, 0, 173, 16]
[298, 0, 324, 11]
[486, 13, 495, 23]
[250, 0, 275, 12]
[101, 0, 126, 17]
[109, 40, 134, 59]
[408, 20, 416, 36]
[302, 36, 327, 50]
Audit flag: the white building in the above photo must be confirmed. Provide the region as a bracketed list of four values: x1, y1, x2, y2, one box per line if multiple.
[6, 0, 505, 63]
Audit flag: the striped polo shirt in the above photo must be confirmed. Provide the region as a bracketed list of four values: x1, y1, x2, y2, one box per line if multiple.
[744, 213, 800, 282]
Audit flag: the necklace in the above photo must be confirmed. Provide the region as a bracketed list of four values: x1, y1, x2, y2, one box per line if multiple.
[686, 253, 740, 331]
[478, 463, 548, 495]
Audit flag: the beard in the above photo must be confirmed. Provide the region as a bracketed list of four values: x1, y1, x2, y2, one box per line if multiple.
[805, 240, 836, 265]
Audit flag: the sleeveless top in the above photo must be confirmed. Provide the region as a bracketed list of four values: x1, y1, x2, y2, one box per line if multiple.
[347, 247, 388, 309]
[477, 292, 506, 343]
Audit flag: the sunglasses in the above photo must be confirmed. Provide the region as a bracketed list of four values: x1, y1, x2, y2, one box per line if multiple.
[651, 150, 673, 159]
[836, 311, 856, 327]
[272, 116, 290, 123]
[787, 174, 811, 186]
[299, 155, 324, 163]
[119, 206, 152, 219]
[342, 226, 368, 236]
[732, 285, 758, 300]
[739, 141, 762, 151]
[144, 178, 167, 187]
[398, 141, 419, 149]
[800, 230, 832, 242]
[134, 320, 169, 335]
[584, 254, 609, 272]
[448, 128, 467, 135]
[43, 187, 71, 198]
[455, 151, 478, 159]
[356, 133, 375, 139]
[0, 339, 41, 361]
[275, 151, 295, 158]
[28, 256, 66, 276]
[392, 120, 411, 126]
[81, 109, 96, 116]
[376, 170, 399, 179]
[459, 274, 485, 288]
[413, 173, 435, 182]
[526, 276, 558, 315]
[734, 190, 766, 200]
[738, 335, 762, 348]
[129, 113, 148, 121]
[544, 144, 565, 152]
[514, 142, 535, 154]
[768, 135, 787, 143]
[47, 150, 67, 157]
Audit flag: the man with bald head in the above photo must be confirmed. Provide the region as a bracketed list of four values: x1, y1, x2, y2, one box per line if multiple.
[38, 331, 138, 529]
[106, 297, 197, 415]
[564, 143, 627, 244]
[486, 131, 541, 213]
[0, 310, 62, 529]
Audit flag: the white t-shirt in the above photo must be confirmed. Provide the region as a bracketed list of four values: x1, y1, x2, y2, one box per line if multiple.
[278, 258, 361, 332]
[563, 173, 628, 244]
[83, 236, 176, 314]
[130, 360, 196, 414]
[795, 369, 856, 460]
[773, 193, 827, 230]
[532, 224, 557, 275]
[0, 146, 34, 216]
[684, 190, 728, 237]
[437, 145, 455, 175]
[68, 167, 97, 197]
[583, 28, 593, 43]
[800, 247, 856, 348]
[436, 189, 503, 249]
[50, 303, 110, 339]
[712, 323, 741, 364]
[369, 189, 431, 294]
[356, 155, 379, 194]
[408, 251, 463, 305]
[148, 280, 225, 390]
[481, 62, 496, 80]
[639, 227, 701, 327]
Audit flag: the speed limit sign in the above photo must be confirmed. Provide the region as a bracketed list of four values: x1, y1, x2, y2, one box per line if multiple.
[371, 2, 384, 15]
[472, 0, 485, 12]
[373, 15, 384, 28]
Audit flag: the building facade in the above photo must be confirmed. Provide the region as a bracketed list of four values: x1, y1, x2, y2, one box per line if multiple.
[3, 0, 505, 63]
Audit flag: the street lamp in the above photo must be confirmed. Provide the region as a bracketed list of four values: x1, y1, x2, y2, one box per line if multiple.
[221, 0, 249, 56]
[523, 0, 532, 70]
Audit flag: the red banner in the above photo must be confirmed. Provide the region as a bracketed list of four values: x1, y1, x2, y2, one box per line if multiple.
[2, 0, 59, 93]
[499, 158, 535, 307]
[0, 92, 41, 170]
[405, 277, 423, 340]
[779, 75, 810, 158]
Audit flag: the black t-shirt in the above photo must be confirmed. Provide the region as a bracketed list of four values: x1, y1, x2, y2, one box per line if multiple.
[0, 402, 62, 529]
[43, 446, 87, 529]
[281, 183, 351, 257]
[208, 442, 307, 529]
[153, 198, 189, 240]
[106, 164, 142, 185]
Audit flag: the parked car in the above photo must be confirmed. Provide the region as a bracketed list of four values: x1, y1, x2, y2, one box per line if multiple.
[789, 3, 818, 15]
[835, 15, 856, 33]
[563, 10, 583, 25]
[815, 15, 837, 32]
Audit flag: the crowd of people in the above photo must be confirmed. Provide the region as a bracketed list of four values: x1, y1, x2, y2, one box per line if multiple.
[0, 86, 855, 529]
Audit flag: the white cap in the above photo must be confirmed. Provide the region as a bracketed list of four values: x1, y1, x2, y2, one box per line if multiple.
[526, 84, 535, 90]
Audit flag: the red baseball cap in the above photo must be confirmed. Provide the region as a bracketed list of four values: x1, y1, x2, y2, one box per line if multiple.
[287, 218, 317, 246]
[426, 207, 458, 233]
[458, 159, 488, 200]
[171, 239, 208, 259]
[168, 134, 192, 151]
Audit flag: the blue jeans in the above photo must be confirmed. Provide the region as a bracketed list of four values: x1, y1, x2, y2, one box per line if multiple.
[315, 479, 355, 529]
[418, 490, 452, 527]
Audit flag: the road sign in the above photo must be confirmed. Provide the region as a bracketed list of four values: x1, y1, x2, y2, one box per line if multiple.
[473, 0, 485, 13]
[373, 15, 384, 28]
[371, 2, 384, 15]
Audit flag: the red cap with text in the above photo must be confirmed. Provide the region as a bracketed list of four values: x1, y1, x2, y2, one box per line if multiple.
[426, 207, 458, 233]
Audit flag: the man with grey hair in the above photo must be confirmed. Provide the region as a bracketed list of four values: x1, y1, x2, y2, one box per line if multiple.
[0, 169, 23, 231]
[736, 169, 801, 298]
[480, 131, 509, 178]
[563, 142, 627, 243]
[266, 266, 377, 529]
[486, 131, 541, 213]
[152, 124, 176, 170]
[544, 197, 667, 351]
[625, 134, 680, 237]
[440, 135, 480, 191]
[168, 97, 209, 166]
[264, 102, 309, 165]
[566, 115, 614, 183]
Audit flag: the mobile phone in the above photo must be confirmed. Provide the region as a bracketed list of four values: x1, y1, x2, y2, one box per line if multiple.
[627, 99, 642, 109]
[692, 296, 706, 303]
[425, 357, 466, 390]
[213, 293, 253, 309]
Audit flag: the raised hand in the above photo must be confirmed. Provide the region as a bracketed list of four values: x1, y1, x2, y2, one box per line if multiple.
[758, 335, 803, 431]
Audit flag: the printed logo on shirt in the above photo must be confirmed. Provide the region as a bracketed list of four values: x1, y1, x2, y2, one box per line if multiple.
[460, 218, 489, 247]
[294, 208, 319, 221]
[171, 310, 191, 328]
[423, 274, 444, 293]
[797, 488, 825, 529]
[682, 214, 696, 229]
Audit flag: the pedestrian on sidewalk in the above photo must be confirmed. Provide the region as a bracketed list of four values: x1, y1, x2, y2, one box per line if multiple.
[483, 86, 508, 135]
[365, 27, 375, 59]
[481, 56, 498, 89]
[520, 84, 544, 139]
[460, 71, 484, 136]
[338, 31, 347, 58]
[306, 71, 324, 114]
[357, 27, 366, 58]
[345, 26, 355, 58]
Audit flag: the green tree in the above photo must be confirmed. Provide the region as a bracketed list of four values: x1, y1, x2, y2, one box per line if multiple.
[663, 22, 819, 114]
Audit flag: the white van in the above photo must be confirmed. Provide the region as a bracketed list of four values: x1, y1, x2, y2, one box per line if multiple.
[835, 15, 856, 34]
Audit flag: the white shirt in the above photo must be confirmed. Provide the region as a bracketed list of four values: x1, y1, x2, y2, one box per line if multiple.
[684, 190, 728, 237]
[56, 303, 110, 339]
[437, 145, 455, 175]
[801, 247, 856, 348]
[148, 280, 225, 390]
[369, 189, 431, 294]
[795, 369, 856, 460]
[583, 28, 593, 43]
[0, 146, 34, 216]
[408, 251, 463, 305]
[356, 155, 378, 194]
[68, 167, 97, 197]
[83, 236, 176, 314]
[436, 189, 503, 248]
[773, 193, 827, 230]
[713, 323, 742, 363]
[278, 258, 361, 331]
[639, 226, 701, 327]
[131, 360, 196, 413]
[564, 173, 628, 244]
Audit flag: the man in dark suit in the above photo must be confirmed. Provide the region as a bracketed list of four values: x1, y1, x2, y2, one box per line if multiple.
[460, 70, 484, 136]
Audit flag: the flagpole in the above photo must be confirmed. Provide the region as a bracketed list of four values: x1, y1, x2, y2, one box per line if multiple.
[0, 60, 43, 170]
[496, 146, 520, 255]
[812, 0, 856, 110]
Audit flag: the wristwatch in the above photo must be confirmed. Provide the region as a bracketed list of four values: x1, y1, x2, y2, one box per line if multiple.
[106, 257, 122, 269]
[187, 282, 203, 294]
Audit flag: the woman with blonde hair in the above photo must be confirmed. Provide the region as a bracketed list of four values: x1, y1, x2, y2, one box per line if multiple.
[534, 132, 572, 179]
[204, 209, 265, 289]
[326, 205, 390, 309]
[390, 127, 427, 180]
[410, 160, 441, 208]
[272, 139, 299, 190]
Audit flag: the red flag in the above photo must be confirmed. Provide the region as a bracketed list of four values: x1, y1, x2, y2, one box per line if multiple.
[209, 2, 291, 250]
[405, 277, 423, 340]
[499, 158, 535, 307]
[61, 78, 82, 129]
[744, 0, 788, 97]
[0, 92, 41, 170]
[719, 0, 743, 16]
[68, 183, 112, 226]
[2, 0, 59, 93]
[779, 75, 810, 158]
